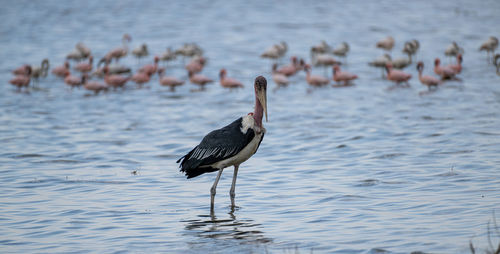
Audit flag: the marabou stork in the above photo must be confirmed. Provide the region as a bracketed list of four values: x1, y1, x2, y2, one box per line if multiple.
[177, 76, 268, 210]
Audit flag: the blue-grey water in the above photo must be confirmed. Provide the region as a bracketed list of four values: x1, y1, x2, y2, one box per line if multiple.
[1, 0, 500, 253]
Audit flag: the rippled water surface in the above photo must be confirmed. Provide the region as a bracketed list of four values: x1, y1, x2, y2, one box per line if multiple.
[2, 0, 500, 253]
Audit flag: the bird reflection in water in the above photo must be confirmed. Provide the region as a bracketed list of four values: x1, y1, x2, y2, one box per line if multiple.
[182, 209, 272, 244]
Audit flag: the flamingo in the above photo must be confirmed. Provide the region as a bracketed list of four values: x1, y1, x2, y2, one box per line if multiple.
[175, 43, 203, 58]
[311, 53, 341, 74]
[416, 61, 441, 91]
[385, 63, 411, 86]
[104, 34, 132, 62]
[66, 42, 92, 61]
[304, 64, 329, 87]
[271, 63, 289, 87]
[31, 59, 50, 79]
[138, 56, 160, 76]
[52, 62, 70, 78]
[185, 56, 206, 74]
[76, 42, 92, 58]
[219, 69, 244, 89]
[64, 72, 83, 88]
[132, 43, 149, 63]
[403, 39, 420, 57]
[332, 65, 358, 87]
[444, 42, 464, 62]
[369, 54, 392, 77]
[479, 36, 498, 62]
[74, 55, 93, 74]
[434, 58, 458, 80]
[160, 47, 177, 66]
[391, 52, 412, 69]
[311, 40, 331, 54]
[83, 75, 108, 95]
[261, 41, 287, 62]
[158, 69, 184, 91]
[9, 66, 31, 91]
[130, 71, 150, 87]
[177, 76, 267, 210]
[104, 67, 129, 89]
[447, 54, 463, 74]
[275, 56, 303, 76]
[188, 71, 213, 90]
[92, 58, 131, 78]
[12, 64, 30, 75]
[332, 42, 350, 62]
[376, 36, 395, 51]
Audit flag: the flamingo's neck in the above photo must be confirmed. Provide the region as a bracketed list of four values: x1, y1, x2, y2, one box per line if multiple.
[253, 93, 263, 128]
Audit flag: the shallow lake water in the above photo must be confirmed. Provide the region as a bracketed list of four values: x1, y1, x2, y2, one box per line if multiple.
[1, 0, 500, 253]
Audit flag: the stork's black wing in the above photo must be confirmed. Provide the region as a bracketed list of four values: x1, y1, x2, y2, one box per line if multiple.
[177, 117, 255, 178]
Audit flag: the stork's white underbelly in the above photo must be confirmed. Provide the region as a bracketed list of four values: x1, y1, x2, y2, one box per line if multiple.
[210, 131, 264, 169]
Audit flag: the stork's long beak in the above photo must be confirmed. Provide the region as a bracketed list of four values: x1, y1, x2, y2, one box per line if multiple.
[257, 86, 268, 122]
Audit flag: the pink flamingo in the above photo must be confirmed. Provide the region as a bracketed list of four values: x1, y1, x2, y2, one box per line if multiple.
[130, 71, 150, 87]
[158, 69, 184, 91]
[83, 76, 108, 95]
[332, 65, 358, 87]
[385, 63, 411, 86]
[272, 63, 289, 87]
[52, 62, 70, 78]
[185, 56, 206, 74]
[434, 58, 457, 80]
[416, 62, 441, 91]
[9, 66, 31, 91]
[12, 64, 30, 75]
[304, 64, 329, 87]
[275, 56, 302, 76]
[104, 67, 129, 89]
[447, 54, 463, 74]
[219, 69, 244, 89]
[188, 71, 213, 90]
[74, 55, 93, 73]
[104, 34, 132, 62]
[138, 56, 159, 76]
[64, 72, 83, 88]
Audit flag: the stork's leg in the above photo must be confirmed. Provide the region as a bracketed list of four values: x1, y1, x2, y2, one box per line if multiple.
[229, 165, 239, 208]
[210, 169, 223, 210]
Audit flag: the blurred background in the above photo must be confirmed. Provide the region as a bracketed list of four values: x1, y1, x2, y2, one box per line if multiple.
[1, 0, 500, 253]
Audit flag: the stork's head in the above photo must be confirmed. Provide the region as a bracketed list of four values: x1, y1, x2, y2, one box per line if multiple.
[254, 76, 268, 122]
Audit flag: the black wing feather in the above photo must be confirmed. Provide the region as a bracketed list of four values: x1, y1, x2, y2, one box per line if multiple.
[177, 117, 255, 178]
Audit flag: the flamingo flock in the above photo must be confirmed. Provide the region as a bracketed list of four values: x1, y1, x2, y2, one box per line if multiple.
[7, 34, 499, 94]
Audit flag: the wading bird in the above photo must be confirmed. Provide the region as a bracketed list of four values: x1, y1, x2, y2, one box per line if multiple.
[304, 64, 329, 86]
[434, 58, 458, 80]
[219, 69, 244, 89]
[52, 62, 70, 78]
[376, 36, 395, 52]
[332, 65, 358, 87]
[31, 59, 50, 85]
[385, 62, 411, 86]
[416, 61, 441, 91]
[271, 63, 289, 87]
[177, 76, 268, 210]
[479, 36, 498, 62]
[9, 66, 31, 91]
[158, 69, 184, 91]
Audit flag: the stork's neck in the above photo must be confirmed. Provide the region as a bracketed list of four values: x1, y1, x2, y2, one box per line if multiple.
[253, 94, 263, 128]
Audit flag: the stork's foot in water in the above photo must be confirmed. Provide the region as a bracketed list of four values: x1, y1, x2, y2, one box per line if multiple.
[230, 165, 239, 208]
[210, 169, 224, 211]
